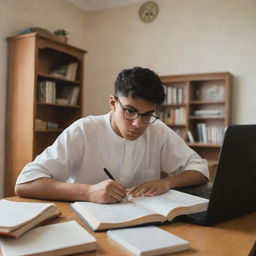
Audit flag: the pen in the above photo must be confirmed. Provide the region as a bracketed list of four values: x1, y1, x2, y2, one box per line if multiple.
[103, 167, 129, 202]
[103, 167, 115, 180]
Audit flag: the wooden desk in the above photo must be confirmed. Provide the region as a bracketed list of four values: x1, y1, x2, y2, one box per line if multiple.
[6, 197, 256, 256]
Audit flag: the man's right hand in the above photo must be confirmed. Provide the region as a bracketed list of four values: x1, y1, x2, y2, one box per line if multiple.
[87, 180, 127, 204]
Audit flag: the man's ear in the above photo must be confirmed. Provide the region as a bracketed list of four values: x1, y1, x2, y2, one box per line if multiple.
[109, 95, 117, 111]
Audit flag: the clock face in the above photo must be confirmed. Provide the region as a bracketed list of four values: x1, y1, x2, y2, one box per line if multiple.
[139, 1, 159, 23]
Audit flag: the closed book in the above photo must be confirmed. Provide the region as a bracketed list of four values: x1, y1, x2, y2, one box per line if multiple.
[0, 221, 96, 256]
[0, 200, 60, 238]
[107, 226, 189, 256]
[71, 190, 208, 231]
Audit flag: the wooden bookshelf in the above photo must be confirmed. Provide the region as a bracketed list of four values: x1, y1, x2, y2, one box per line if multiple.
[5, 32, 86, 196]
[160, 72, 232, 179]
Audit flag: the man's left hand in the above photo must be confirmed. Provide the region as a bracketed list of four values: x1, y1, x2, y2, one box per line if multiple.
[127, 178, 170, 197]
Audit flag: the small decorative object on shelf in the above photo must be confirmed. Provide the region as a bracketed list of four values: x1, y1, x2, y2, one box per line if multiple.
[47, 121, 59, 130]
[18, 27, 53, 38]
[54, 29, 68, 43]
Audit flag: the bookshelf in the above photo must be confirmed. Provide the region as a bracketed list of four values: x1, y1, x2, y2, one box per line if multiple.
[160, 72, 232, 180]
[5, 32, 86, 196]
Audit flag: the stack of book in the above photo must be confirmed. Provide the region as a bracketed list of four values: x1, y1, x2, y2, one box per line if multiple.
[0, 200, 60, 238]
[35, 119, 47, 130]
[61, 86, 80, 105]
[163, 86, 184, 104]
[197, 123, 226, 144]
[194, 109, 224, 117]
[50, 62, 78, 81]
[0, 200, 97, 256]
[160, 107, 186, 125]
[38, 80, 56, 104]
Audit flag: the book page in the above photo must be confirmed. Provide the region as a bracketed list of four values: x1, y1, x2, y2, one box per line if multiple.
[72, 200, 164, 224]
[132, 190, 208, 217]
[0, 200, 55, 228]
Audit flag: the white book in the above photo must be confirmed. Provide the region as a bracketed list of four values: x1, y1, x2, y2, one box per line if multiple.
[71, 190, 208, 231]
[71, 62, 78, 80]
[70, 87, 80, 105]
[187, 130, 195, 143]
[107, 226, 189, 256]
[0, 221, 96, 256]
[0, 200, 60, 238]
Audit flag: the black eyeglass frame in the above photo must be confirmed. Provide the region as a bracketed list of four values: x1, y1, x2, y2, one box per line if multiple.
[115, 96, 159, 124]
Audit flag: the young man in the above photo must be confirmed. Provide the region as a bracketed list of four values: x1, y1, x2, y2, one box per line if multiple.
[15, 67, 208, 204]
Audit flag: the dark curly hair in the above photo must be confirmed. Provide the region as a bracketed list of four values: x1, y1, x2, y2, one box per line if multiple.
[114, 67, 166, 104]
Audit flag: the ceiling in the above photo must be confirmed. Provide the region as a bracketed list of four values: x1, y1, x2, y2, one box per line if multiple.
[67, 0, 146, 12]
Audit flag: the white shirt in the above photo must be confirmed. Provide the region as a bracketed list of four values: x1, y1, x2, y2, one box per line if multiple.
[16, 113, 209, 187]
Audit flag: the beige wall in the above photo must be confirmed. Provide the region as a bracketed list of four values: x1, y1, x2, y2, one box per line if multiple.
[0, 0, 87, 198]
[1, 0, 256, 197]
[83, 0, 256, 122]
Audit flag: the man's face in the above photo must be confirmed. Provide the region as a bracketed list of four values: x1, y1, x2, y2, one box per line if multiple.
[109, 96, 157, 140]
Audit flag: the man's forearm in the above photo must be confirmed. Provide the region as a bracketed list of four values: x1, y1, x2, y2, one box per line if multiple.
[15, 178, 90, 201]
[164, 170, 208, 189]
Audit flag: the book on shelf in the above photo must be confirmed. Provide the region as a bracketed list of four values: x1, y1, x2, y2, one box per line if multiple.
[0, 200, 60, 238]
[197, 123, 226, 144]
[107, 226, 189, 256]
[35, 119, 47, 130]
[160, 107, 185, 125]
[194, 109, 224, 117]
[0, 221, 96, 256]
[187, 130, 195, 143]
[61, 86, 80, 105]
[50, 62, 78, 81]
[38, 80, 56, 104]
[163, 86, 184, 104]
[55, 98, 69, 105]
[71, 190, 208, 231]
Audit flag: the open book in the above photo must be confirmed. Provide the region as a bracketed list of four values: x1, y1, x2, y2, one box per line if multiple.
[0, 200, 60, 237]
[71, 190, 209, 231]
[0, 221, 96, 256]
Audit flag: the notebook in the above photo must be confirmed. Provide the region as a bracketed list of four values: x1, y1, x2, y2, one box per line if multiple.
[107, 226, 189, 256]
[0, 221, 96, 256]
[177, 124, 256, 225]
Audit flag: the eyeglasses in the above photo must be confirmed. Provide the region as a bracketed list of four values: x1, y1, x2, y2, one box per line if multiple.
[116, 97, 159, 124]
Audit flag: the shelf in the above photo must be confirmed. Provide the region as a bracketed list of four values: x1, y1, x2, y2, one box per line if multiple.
[190, 101, 225, 104]
[189, 116, 224, 120]
[161, 103, 186, 107]
[37, 72, 80, 84]
[37, 102, 81, 109]
[35, 129, 64, 133]
[187, 142, 222, 148]
[167, 124, 186, 127]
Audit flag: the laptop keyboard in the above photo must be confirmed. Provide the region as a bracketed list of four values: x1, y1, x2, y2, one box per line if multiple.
[176, 183, 212, 199]
[195, 185, 212, 199]
[188, 211, 207, 220]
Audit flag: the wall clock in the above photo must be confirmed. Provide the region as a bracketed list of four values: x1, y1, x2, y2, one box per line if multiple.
[138, 1, 159, 23]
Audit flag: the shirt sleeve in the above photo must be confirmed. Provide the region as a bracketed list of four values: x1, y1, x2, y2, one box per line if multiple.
[16, 119, 85, 185]
[160, 126, 209, 179]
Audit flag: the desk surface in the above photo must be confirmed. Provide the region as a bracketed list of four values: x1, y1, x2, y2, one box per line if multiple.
[6, 197, 256, 256]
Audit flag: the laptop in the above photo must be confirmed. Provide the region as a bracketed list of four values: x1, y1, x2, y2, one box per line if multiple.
[177, 124, 256, 225]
